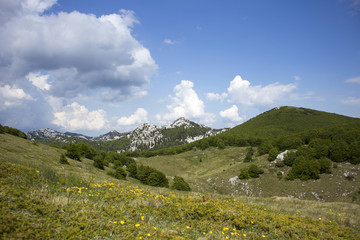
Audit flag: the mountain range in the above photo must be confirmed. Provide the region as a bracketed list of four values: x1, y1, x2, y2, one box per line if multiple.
[27, 117, 227, 152]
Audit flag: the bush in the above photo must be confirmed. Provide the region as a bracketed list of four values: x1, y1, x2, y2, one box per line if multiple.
[127, 163, 138, 178]
[248, 164, 264, 178]
[93, 155, 105, 170]
[59, 154, 70, 165]
[238, 168, 250, 180]
[171, 176, 191, 191]
[318, 158, 332, 174]
[275, 161, 285, 168]
[287, 156, 320, 180]
[137, 165, 169, 188]
[268, 147, 279, 162]
[244, 147, 254, 162]
[277, 171, 283, 179]
[283, 151, 297, 166]
[114, 167, 127, 180]
[65, 143, 81, 161]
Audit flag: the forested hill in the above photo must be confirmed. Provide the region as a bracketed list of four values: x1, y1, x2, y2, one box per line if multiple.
[222, 106, 360, 139]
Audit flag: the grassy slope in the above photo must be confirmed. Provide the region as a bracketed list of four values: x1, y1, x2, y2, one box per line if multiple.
[137, 146, 360, 203]
[1, 133, 360, 239]
[221, 106, 360, 138]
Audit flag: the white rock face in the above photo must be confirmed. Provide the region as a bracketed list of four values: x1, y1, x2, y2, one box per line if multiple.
[27, 128, 68, 140]
[128, 123, 165, 151]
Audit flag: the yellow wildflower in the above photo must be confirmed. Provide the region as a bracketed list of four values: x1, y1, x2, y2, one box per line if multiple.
[147, 233, 151, 237]
[154, 227, 157, 230]
[114, 221, 117, 224]
[262, 235, 266, 238]
[120, 221, 125, 225]
[186, 226, 190, 229]
[141, 216, 144, 221]
[135, 224, 140, 228]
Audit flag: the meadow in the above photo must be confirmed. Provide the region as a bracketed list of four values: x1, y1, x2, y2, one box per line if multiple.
[1, 133, 360, 239]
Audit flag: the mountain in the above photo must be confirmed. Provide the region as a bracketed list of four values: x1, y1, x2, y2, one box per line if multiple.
[222, 106, 360, 139]
[92, 130, 124, 141]
[27, 118, 227, 152]
[27, 128, 68, 140]
[64, 132, 92, 140]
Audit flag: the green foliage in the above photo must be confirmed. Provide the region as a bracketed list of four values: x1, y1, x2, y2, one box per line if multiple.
[64, 143, 81, 161]
[239, 164, 264, 179]
[137, 165, 169, 188]
[59, 154, 70, 165]
[267, 147, 278, 162]
[244, 147, 254, 162]
[318, 158, 332, 174]
[127, 163, 137, 178]
[76, 142, 96, 159]
[275, 161, 285, 168]
[93, 155, 105, 170]
[248, 164, 264, 178]
[287, 156, 320, 180]
[171, 176, 191, 191]
[277, 171, 283, 179]
[114, 167, 127, 179]
[283, 151, 297, 166]
[238, 168, 250, 180]
[258, 141, 273, 155]
[0, 124, 27, 139]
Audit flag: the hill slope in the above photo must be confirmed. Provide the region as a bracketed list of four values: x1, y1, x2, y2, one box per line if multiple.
[222, 106, 360, 139]
[1, 133, 359, 239]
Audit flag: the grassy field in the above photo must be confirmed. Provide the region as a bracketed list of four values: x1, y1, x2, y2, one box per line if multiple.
[136, 146, 360, 203]
[1, 133, 360, 239]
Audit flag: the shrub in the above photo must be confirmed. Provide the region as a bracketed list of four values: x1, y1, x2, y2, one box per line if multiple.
[238, 168, 250, 180]
[127, 163, 138, 178]
[244, 147, 253, 162]
[65, 143, 81, 161]
[283, 151, 297, 166]
[287, 156, 320, 180]
[275, 161, 285, 168]
[59, 154, 70, 165]
[248, 164, 264, 178]
[171, 176, 191, 191]
[114, 167, 127, 180]
[267, 147, 279, 162]
[93, 155, 105, 170]
[318, 158, 332, 174]
[277, 171, 283, 179]
[137, 165, 169, 188]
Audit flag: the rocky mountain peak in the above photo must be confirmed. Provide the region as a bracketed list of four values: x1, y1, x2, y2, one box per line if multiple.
[170, 117, 195, 129]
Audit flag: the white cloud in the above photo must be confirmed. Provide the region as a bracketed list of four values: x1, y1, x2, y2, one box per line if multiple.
[344, 76, 360, 84]
[26, 72, 51, 90]
[206, 92, 228, 102]
[156, 80, 215, 125]
[294, 76, 301, 81]
[227, 75, 297, 106]
[52, 102, 108, 131]
[0, 0, 157, 101]
[220, 105, 243, 123]
[0, 84, 33, 110]
[164, 39, 176, 45]
[341, 97, 360, 105]
[117, 108, 148, 126]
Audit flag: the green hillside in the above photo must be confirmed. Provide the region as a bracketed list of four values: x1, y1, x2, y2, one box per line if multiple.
[222, 106, 360, 139]
[1, 133, 359, 239]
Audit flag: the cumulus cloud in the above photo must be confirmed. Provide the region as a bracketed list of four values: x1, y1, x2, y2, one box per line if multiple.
[0, 84, 33, 110]
[117, 108, 148, 126]
[26, 72, 51, 90]
[344, 76, 360, 84]
[156, 80, 215, 125]
[341, 97, 360, 105]
[206, 92, 228, 102]
[227, 75, 297, 106]
[219, 105, 243, 123]
[0, 0, 157, 100]
[52, 102, 108, 131]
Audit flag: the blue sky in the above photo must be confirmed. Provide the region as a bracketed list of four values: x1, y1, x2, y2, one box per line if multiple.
[0, 0, 359, 136]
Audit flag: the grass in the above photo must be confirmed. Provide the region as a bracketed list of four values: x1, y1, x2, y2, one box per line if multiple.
[1, 133, 360, 239]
